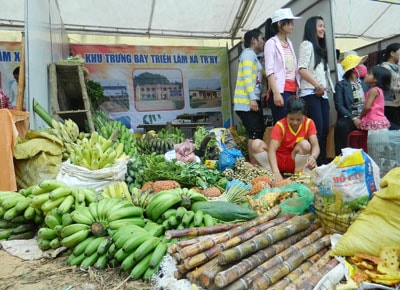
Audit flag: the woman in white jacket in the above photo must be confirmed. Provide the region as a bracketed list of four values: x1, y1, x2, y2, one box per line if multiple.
[297, 16, 334, 165]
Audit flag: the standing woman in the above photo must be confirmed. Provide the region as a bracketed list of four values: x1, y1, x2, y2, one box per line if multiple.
[233, 29, 266, 165]
[264, 8, 301, 124]
[380, 43, 400, 127]
[297, 16, 334, 165]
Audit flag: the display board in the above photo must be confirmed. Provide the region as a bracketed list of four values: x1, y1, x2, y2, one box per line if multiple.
[71, 44, 231, 132]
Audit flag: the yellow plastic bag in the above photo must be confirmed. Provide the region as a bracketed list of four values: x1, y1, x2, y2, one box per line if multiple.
[331, 167, 400, 257]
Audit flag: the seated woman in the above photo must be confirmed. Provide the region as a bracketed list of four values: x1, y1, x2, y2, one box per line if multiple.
[251, 96, 320, 183]
[333, 54, 367, 156]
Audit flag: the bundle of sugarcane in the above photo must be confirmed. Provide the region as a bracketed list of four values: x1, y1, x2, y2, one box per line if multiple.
[165, 206, 336, 289]
[215, 224, 326, 289]
[266, 249, 328, 289]
[251, 235, 332, 290]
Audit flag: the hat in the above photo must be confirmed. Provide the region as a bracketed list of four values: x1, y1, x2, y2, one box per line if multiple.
[341, 54, 367, 74]
[271, 8, 301, 24]
[354, 64, 367, 78]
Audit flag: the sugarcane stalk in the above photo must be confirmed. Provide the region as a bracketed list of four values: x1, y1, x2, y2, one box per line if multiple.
[219, 214, 291, 251]
[217, 214, 314, 266]
[186, 256, 219, 283]
[33, 99, 54, 127]
[169, 231, 227, 255]
[287, 250, 333, 288]
[214, 223, 324, 288]
[182, 213, 290, 270]
[251, 235, 331, 290]
[198, 259, 229, 288]
[268, 249, 329, 290]
[165, 222, 243, 239]
[179, 206, 281, 259]
[297, 257, 339, 290]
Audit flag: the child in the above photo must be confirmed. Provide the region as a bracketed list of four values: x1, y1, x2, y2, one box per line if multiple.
[251, 96, 320, 183]
[359, 66, 391, 133]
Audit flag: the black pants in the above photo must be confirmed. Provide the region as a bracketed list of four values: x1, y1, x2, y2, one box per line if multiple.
[334, 117, 357, 156]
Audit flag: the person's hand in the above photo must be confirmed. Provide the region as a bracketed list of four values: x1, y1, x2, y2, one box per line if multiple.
[315, 85, 325, 97]
[250, 100, 259, 111]
[273, 171, 283, 184]
[273, 93, 284, 107]
[353, 117, 361, 129]
[305, 155, 318, 170]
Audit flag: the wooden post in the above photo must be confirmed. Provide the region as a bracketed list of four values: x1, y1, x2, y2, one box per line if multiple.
[16, 32, 25, 111]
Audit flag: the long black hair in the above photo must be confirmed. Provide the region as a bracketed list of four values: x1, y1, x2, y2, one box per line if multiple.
[382, 43, 400, 62]
[303, 16, 328, 70]
[370, 66, 392, 92]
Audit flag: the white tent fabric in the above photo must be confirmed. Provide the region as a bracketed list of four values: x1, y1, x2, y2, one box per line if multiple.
[0, 0, 399, 49]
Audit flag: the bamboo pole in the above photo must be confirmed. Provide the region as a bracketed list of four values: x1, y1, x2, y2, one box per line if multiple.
[214, 223, 324, 288]
[16, 32, 25, 111]
[178, 206, 281, 259]
[182, 213, 290, 270]
[251, 235, 331, 290]
[217, 214, 315, 266]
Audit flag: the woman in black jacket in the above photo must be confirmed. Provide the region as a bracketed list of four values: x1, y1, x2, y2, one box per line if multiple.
[334, 54, 367, 156]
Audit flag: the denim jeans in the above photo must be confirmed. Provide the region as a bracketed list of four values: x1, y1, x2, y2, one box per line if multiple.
[302, 94, 330, 164]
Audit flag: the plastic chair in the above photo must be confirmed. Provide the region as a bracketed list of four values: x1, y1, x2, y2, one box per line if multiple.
[347, 130, 368, 153]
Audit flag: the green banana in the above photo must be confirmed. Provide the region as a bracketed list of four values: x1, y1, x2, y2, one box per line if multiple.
[96, 237, 112, 256]
[38, 227, 57, 240]
[61, 228, 91, 248]
[71, 207, 95, 225]
[149, 241, 168, 268]
[107, 218, 146, 230]
[122, 234, 150, 253]
[57, 195, 75, 215]
[61, 223, 90, 238]
[41, 197, 65, 213]
[67, 253, 86, 266]
[84, 236, 106, 257]
[130, 252, 152, 280]
[107, 206, 143, 222]
[49, 186, 72, 200]
[39, 179, 68, 192]
[73, 236, 97, 256]
[94, 253, 108, 269]
[133, 236, 160, 261]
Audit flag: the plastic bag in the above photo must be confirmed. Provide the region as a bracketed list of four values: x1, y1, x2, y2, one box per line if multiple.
[218, 148, 243, 171]
[174, 139, 197, 162]
[331, 167, 400, 257]
[312, 148, 380, 233]
[56, 158, 128, 192]
[253, 182, 314, 215]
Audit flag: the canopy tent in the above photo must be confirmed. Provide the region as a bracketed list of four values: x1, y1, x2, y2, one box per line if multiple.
[0, 0, 399, 51]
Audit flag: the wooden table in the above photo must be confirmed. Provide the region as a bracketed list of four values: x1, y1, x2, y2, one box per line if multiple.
[176, 113, 209, 123]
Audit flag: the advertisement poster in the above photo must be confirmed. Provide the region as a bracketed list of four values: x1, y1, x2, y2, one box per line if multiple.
[71, 44, 231, 132]
[0, 42, 22, 108]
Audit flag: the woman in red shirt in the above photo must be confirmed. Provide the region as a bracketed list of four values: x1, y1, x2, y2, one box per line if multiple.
[252, 96, 320, 183]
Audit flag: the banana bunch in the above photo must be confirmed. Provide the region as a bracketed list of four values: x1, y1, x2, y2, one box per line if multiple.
[159, 207, 214, 230]
[69, 131, 125, 170]
[48, 119, 89, 160]
[145, 187, 207, 222]
[131, 187, 156, 209]
[62, 198, 145, 270]
[134, 136, 174, 155]
[61, 198, 144, 248]
[125, 155, 146, 190]
[0, 189, 43, 225]
[100, 181, 132, 202]
[97, 119, 137, 157]
[29, 179, 97, 215]
[0, 219, 37, 241]
[37, 207, 73, 250]
[109, 223, 169, 280]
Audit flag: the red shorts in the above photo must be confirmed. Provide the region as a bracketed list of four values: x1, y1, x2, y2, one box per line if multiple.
[276, 151, 295, 173]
